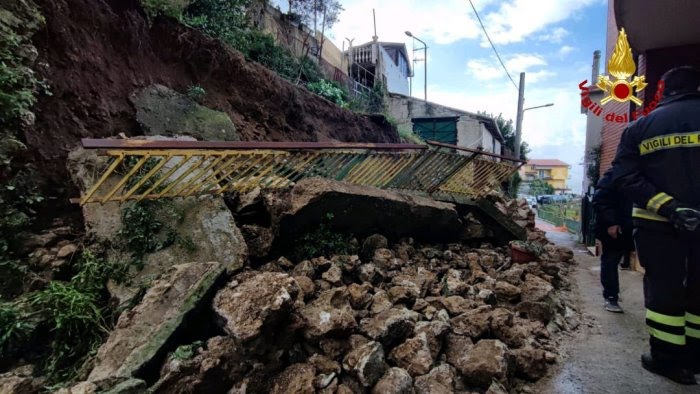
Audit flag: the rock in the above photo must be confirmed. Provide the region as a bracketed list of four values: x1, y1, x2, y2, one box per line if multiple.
[494, 281, 522, 302]
[332, 255, 361, 273]
[130, 84, 238, 141]
[88, 262, 225, 383]
[274, 178, 468, 242]
[512, 347, 549, 381]
[308, 354, 341, 374]
[498, 264, 525, 286]
[292, 260, 316, 278]
[0, 369, 46, 394]
[373, 248, 404, 271]
[321, 264, 343, 285]
[102, 378, 147, 394]
[213, 272, 299, 341]
[358, 263, 384, 285]
[455, 339, 511, 389]
[269, 363, 316, 394]
[56, 243, 78, 258]
[389, 333, 434, 376]
[450, 305, 493, 338]
[294, 275, 316, 300]
[414, 320, 450, 358]
[151, 336, 250, 393]
[318, 338, 351, 361]
[387, 285, 419, 307]
[372, 367, 413, 394]
[444, 334, 473, 370]
[520, 274, 554, 303]
[361, 234, 388, 262]
[443, 269, 468, 296]
[240, 225, 274, 259]
[300, 288, 357, 339]
[347, 283, 373, 309]
[516, 301, 555, 324]
[414, 375, 452, 394]
[478, 289, 498, 305]
[369, 290, 393, 315]
[486, 381, 509, 394]
[392, 268, 437, 298]
[56, 381, 98, 394]
[433, 296, 475, 316]
[22, 231, 58, 250]
[342, 341, 387, 387]
[360, 307, 421, 347]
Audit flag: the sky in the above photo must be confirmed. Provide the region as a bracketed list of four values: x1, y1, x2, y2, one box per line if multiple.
[272, 0, 609, 193]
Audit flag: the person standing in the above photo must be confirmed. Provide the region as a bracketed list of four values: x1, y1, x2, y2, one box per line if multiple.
[592, 168, 633, 313]
[612, 66, 700, 385]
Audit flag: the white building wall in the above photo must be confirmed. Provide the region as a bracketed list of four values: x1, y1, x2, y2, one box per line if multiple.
[379, 46, 409, 95]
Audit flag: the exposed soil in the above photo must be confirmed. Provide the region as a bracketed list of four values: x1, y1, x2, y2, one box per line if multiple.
[28, 0, 397, 185]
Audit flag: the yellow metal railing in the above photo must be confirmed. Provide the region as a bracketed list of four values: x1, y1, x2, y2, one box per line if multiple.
[77, 139, 523, 205]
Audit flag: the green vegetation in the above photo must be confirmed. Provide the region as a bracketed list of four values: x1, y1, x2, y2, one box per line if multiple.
[292, 213, 357, 261]
[171, 340, 203, 360]
[186, 84, 206, 103]
[1, 1, 47, 283]
[306, 79, 347, 106]
[0, 250, 122, 382]
[504, 171, 522, 199]
[529, 178, 555, 196]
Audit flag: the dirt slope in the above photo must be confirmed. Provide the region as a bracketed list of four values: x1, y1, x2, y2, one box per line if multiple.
[29, 0, 397, 182]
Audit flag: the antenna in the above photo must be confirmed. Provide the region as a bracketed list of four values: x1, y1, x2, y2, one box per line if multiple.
[372, 9, 378, 41]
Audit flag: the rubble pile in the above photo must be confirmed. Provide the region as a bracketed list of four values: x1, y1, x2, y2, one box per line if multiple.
[147, 234, 575, 393]
[489, 194, 536, 231]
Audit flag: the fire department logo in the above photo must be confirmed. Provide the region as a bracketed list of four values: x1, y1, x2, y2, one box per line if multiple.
[596, 28, 647, 106]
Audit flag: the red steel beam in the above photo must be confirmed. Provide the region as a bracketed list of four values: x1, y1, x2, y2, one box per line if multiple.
[425, 140, 526, 163]
[81, 138, 428, 151]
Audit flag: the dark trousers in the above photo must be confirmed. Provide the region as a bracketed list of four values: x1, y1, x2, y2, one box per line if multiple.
[634, 220, 700, 367]
[600, 234, 632, 301]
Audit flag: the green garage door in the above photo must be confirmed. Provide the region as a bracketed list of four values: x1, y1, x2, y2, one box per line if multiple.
[412, 117, 458, 144]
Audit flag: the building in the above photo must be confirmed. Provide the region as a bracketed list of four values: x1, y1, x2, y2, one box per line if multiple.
[346, 40, 412, 96]
[520, 159, 571, 194]
[581, 50, 605, 193]
[386, 94, 504, 154]
[597, 0, 700, 176]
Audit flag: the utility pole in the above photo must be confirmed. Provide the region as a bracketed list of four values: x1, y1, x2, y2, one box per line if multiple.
[514, 72, 525, 159]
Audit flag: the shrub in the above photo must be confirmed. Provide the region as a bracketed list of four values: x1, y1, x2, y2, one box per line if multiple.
[186, 84, 206, 103]
[141, 0, 191, 20]
[0, 301, 35, 358]
[28, 282, 107, 380]
[292, 213, 357, 261]
[306, 80, 347, 106]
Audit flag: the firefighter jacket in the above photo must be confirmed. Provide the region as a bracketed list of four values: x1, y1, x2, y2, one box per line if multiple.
[612, 92, 700, 222]
[593, 168, 633, 238]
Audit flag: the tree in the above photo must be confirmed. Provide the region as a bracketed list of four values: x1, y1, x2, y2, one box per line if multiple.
[529, 179, 555, 196]
[478, 112, 530, 161]
[289, 0, 343, 31]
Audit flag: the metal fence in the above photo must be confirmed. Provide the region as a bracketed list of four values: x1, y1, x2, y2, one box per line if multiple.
[76, 139, 523, 205]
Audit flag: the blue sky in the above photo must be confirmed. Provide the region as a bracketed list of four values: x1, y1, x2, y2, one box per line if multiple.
[273, 0, 608, 193]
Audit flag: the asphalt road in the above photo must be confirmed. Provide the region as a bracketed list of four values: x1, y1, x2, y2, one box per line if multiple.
[535, 228, 695, 394]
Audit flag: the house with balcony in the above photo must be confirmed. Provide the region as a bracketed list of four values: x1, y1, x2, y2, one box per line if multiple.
[520, 159, 571, 194]
[346, 39, 411, 96]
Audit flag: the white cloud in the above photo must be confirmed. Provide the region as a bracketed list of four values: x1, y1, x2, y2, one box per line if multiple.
[558, 45, 575, 57]
[466, 53, 553, 83]
[537, 27, 570, 44]
[483, 0, 599, 45]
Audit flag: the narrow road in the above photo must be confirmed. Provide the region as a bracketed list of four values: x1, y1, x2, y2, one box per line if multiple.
[535, 222, 692, 394]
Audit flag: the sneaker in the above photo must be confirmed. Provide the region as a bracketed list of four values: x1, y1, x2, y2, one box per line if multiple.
[641, 353, 697, 385]
[605, 299, 624, 313]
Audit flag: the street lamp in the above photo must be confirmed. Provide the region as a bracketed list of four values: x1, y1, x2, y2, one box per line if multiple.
[514, 102, 554, 159]
[405, 31, 427, 101]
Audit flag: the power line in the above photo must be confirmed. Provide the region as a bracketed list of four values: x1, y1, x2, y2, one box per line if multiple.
[467, 0, 519, 91]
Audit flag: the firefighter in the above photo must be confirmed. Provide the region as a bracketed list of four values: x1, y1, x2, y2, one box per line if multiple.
[612, 66, 700, 385]
[592, 168, 634, 313]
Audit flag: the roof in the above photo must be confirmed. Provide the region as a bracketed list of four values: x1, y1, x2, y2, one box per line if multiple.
[527, 159, 570, 167]
[387, 93, 504, 143]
